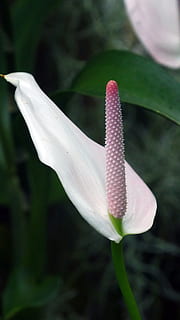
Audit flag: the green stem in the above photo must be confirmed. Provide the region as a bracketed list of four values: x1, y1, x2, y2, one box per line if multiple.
[111, 241, 142, 320]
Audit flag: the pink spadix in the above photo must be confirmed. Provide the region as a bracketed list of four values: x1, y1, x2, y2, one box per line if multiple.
[105, 80, 127, 218]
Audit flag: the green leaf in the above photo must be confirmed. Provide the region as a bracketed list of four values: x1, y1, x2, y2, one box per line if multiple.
[12, 0, 60, 70]
[0, 0, 14, 42]
[3, 268, 60, 319]
[48, 171, 67, 205]
[0, 168, 9, 204]
[69, 50, 180, 125]
[0, 44, 14, 164]
[26, 157, 50, 278]
[0, 40, 15, 204]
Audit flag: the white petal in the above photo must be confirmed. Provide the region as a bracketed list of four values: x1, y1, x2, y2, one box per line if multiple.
[5, 72, 121, 242]
[124, 0, 180, 68]
[5, 72, 157, 242]
[123, 162, 157, 235]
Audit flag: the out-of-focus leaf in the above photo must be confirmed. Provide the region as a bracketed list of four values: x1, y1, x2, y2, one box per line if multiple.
[0, 0, 13, 42]
[3, 268, 60, 319]
[51, 91, 74, 110]
[0, 45, 14, 159]
[0, 41, 14, 204]
[26, 157, 50, 278]
[0, 225, 11, 264]
[55, 50, 180, 125]
[0, 116, 8, 204]
[12, 0, 61, 70]
[26, 157, 66, 277]
[48, 171, 66, 205]
[0, 169, 9, 204]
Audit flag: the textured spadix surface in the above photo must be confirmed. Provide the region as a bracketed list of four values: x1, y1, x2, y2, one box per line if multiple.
[4, 72, 157, 242]
[105, 80, 127, 218]
[124, 0, 180, 68]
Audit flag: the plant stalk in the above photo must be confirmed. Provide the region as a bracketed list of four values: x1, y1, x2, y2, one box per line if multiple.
[111, 240, 142, 320]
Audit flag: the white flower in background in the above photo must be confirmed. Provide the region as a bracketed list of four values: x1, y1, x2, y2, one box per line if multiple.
[3, 73, 156, 242]
[124, 0, 180, 68]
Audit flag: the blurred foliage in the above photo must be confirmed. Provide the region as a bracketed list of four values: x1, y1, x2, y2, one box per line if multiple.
[0, 0, 180, 319]
[70, 50, 180, 124]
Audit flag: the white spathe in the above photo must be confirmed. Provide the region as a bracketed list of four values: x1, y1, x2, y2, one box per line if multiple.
[5, 72, 157, 242]
[124, 0, 180, 68]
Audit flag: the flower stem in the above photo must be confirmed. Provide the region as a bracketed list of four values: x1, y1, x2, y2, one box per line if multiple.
[111, 240, 142, 320]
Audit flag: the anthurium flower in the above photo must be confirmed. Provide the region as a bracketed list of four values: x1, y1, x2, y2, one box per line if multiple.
[3, 73, 156, 243]
[124, 0, 180, 68]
